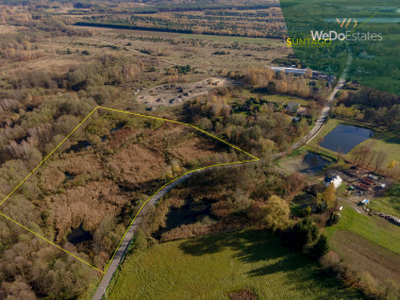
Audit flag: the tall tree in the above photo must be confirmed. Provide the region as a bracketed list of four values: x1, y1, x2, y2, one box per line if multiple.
[258, 195, 291, 232]
[322, 184, 336, 208]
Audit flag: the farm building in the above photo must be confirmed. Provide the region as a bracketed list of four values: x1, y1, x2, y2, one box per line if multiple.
[324, 175, 343, 188]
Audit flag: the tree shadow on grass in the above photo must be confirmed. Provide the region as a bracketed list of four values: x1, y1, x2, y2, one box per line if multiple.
[179, 230, 300, 273]
[179, 229, 364, 299]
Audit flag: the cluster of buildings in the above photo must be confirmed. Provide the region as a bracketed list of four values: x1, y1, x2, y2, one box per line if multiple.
[269, 66, 335, 85]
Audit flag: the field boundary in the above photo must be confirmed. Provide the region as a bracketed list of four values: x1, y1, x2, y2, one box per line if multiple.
[0, 106, 259, 274]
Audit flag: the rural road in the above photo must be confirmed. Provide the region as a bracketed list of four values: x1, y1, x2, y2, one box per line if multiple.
[92, 171, 194, 300]
[305, 55, 353, 145]
[274, 54, 353, 159]
[93, 56, 353, 299]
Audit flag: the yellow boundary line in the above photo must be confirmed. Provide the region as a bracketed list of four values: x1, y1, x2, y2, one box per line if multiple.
[0, 105, 260, 274]
[0, 212, 105, 273]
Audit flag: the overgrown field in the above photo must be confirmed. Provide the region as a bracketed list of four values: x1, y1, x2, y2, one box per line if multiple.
[108, 230, 360, 299]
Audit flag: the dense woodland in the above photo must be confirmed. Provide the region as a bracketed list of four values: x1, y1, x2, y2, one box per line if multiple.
[334, 87, 400, 130]
[0, 99, 243, 298]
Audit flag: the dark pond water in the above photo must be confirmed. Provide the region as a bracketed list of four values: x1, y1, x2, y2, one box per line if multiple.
[300, 153, 331, 175]
[110, 124, 125, 133]
[102, 124, 126, 142]
[319, 124, 374, 154]
[67, 224, 93, 245]
[153, 198, 215, 239]
[63, 172, 75, 184]
[66, 141, 91, 153]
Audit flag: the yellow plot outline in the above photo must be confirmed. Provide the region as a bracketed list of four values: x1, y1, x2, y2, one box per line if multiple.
[0, 105, 260, 274]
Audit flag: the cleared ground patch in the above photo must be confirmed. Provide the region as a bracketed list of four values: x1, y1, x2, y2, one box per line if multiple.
[108, 230, 360, 299]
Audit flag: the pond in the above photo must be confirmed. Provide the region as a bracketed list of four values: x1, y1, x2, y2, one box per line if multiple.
[282, 152, 332, 175]
[67, 224, 93, 245]
[66, 141, 91, 153]
[153, 198, 216, 240]
[319, 124, 374, 154]
[63, 172, 75, 184]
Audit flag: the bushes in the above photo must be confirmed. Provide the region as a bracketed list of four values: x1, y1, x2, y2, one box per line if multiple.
[319, 251, 400, 298]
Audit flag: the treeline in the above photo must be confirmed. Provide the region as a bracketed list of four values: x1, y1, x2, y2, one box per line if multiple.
[129, 0, 280, 13]
[0, 35, 45, 62]
[335, 87, 400, 130]
[77, 8, 286, 39]
[243, 68, 331, 102]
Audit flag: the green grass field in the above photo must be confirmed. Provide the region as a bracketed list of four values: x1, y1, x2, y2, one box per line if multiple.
[325, 207, 400, 255]
[369, 183, 400, 218]
[352, 131, 400, 170]
[108, 230, 360, 299]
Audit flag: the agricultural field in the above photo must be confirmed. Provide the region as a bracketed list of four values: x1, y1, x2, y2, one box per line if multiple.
[108, 230, 360, 299]
[325, 207, 400, 286]
[325, 207, 400, 256]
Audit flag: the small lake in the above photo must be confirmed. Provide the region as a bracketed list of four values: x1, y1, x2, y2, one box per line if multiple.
[319, 124, 374, 154]
[67, 224, 93, 245]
